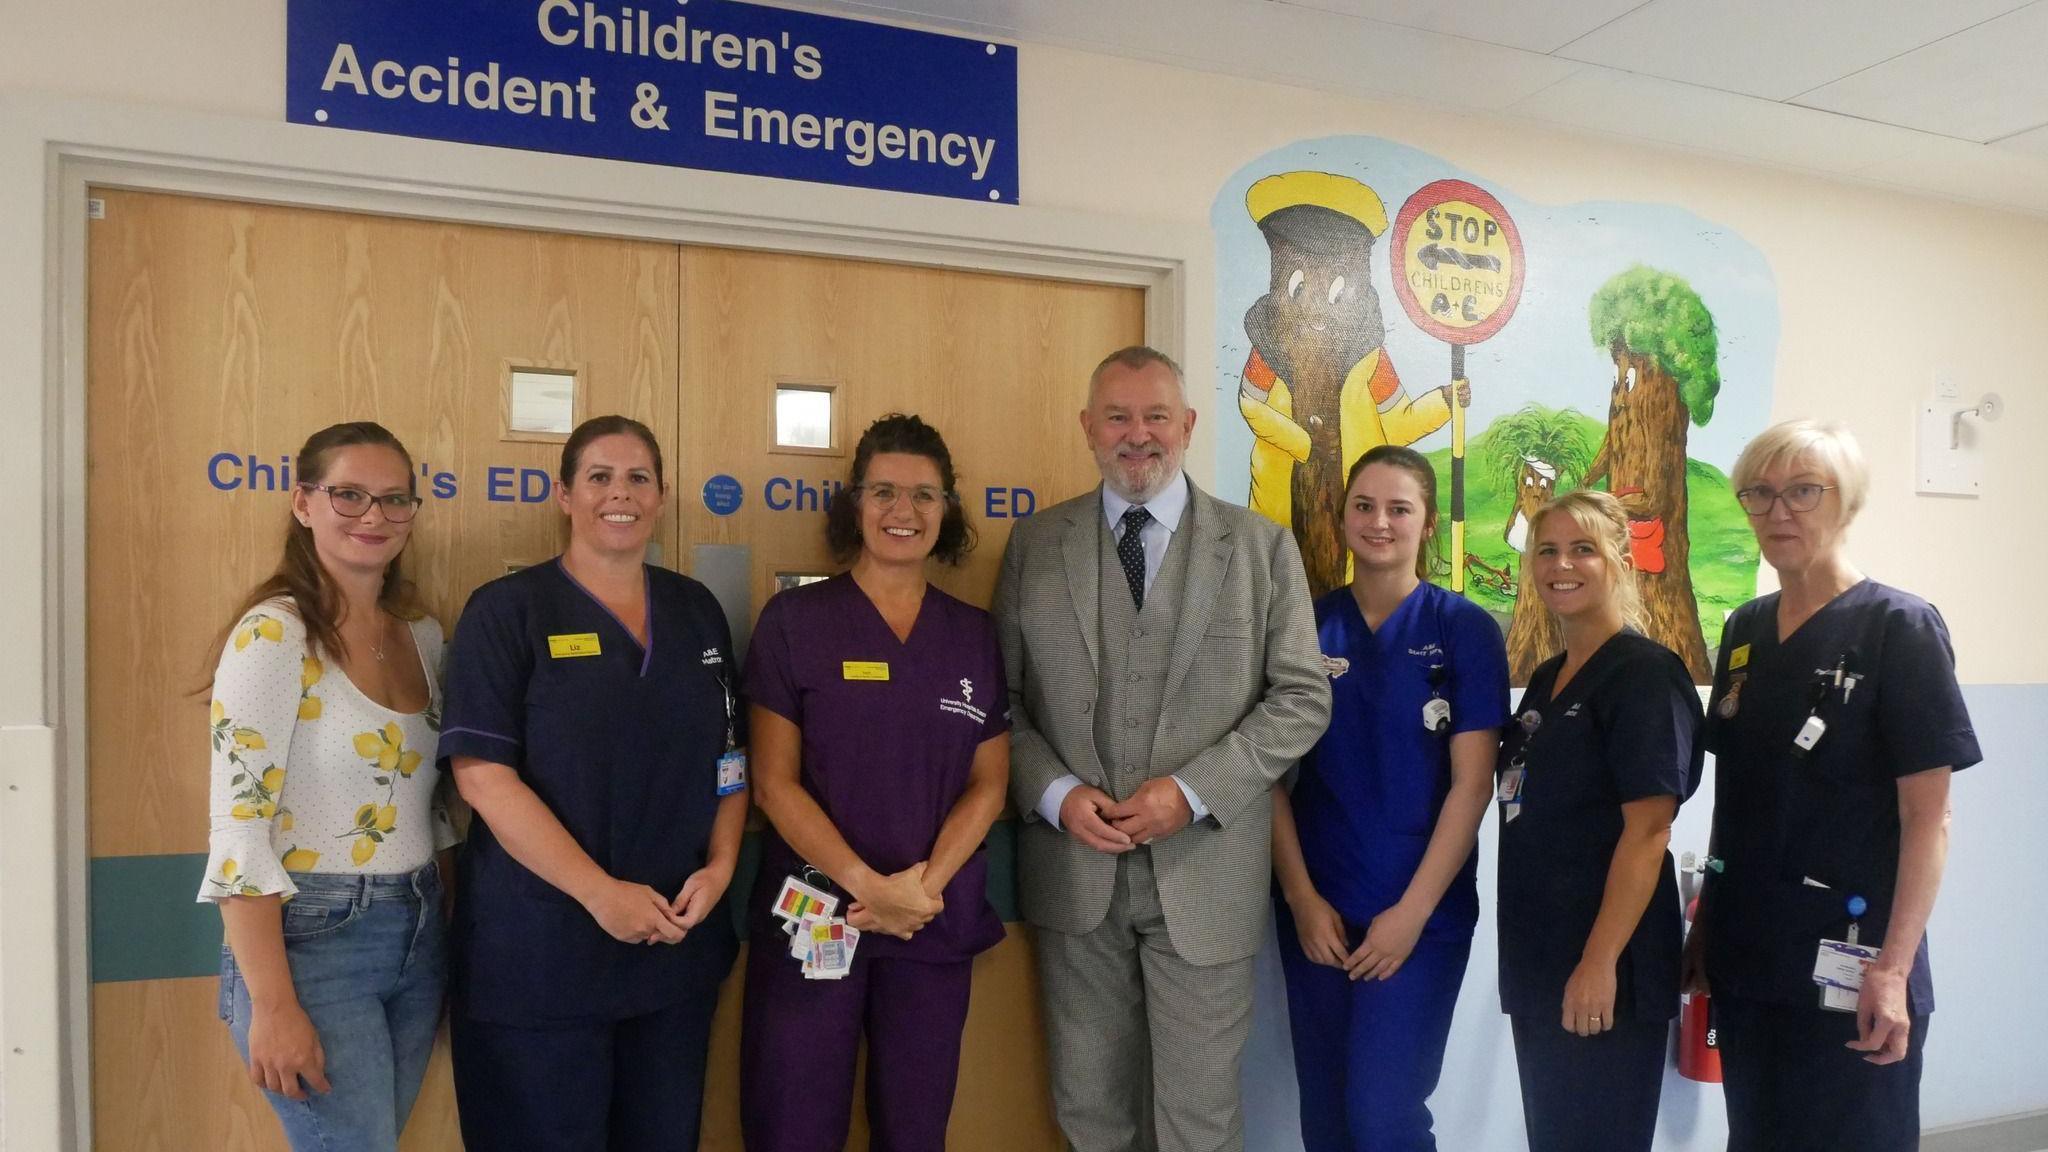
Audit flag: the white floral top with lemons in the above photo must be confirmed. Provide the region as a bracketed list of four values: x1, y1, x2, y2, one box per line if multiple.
[197, 598, 456, 903]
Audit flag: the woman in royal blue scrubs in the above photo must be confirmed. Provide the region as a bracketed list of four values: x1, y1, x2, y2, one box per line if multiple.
[1690, 420, 1978, 1152]
[438, 415, 749, 1151]
[739, 414, 1009, 1152]
[1271, 445, 1509, 1151]
[1495, 490, 1702, 1152]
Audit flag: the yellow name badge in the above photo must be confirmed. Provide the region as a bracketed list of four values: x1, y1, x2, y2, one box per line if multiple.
[1730, 643, 1751, 671]
[841, 661, 890, 681]
[548, 633, 603, 659]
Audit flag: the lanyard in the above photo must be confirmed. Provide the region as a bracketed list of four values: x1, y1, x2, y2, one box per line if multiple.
[718, 670, 736, 751]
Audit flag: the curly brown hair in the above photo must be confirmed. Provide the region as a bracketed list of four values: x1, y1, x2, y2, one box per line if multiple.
[824, 413, 975, 566]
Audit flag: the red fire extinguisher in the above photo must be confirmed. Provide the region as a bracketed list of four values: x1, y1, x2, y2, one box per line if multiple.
[1678, 894, 1721, 1083]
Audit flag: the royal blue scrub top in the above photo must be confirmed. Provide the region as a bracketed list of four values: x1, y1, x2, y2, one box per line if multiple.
[1496, 630, 1702, 1022]
[1700, 581, 1980, 1015]
[1291, 582, 1511, 937]
[742, 574, 1008, 962]
[438, 559, 743, 1023]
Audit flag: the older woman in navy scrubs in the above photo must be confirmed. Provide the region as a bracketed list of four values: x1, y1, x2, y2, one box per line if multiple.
[1689, 420, 1978, 1152]
[1495, 490, 1702, 1152]
[1271, 445, 1508, 1151]
[438, 415, 748, 1151]
[740, 413, 1009, 1152]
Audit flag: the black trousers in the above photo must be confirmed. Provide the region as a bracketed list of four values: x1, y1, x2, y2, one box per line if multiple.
[1510, 1014, 1668, 1152]
[1716, 994, 1928, 1152]
[451, 991, 721, 1152]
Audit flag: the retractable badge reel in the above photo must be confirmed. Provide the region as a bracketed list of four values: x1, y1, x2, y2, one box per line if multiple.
[1497, 708, 1540, 821]
[1813, 895, 1875, 1012]
[1422, 666, 1451, 734]
[1792, 656, 1848, 757]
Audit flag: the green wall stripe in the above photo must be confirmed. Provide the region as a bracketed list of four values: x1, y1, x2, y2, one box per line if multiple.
[91, 853, 225, 984]
[92, 819, 1021, 983]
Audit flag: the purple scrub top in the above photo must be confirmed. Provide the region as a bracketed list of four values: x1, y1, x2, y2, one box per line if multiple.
[744, 574, 1009, 962]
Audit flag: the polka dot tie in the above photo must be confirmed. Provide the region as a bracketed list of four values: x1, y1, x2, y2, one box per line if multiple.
[1118, 506, 1151, 610]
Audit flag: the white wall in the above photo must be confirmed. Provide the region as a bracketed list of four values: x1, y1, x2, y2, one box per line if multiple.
[5, 3, 2046, 1149]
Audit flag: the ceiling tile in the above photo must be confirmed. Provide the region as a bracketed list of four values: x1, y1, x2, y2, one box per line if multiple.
[1510, 68, 1918, 174]
[1992, 122, 2048, 158]
[1557, 0, 2032, 101]
[1845, 131, 2048, 214]
[1270, 0, 1646, 54]
[1793, 3, 2048, 141]
[786, 0, 1583, 110]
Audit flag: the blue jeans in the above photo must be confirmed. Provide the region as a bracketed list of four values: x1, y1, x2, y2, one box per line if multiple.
[219, 860, 447, 1152]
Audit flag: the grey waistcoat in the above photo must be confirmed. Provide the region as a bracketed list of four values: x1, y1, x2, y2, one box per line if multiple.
[1093, 515, 1192, 797]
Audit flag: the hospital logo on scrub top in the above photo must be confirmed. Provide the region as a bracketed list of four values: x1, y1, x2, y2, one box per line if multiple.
[940, 681, 988, 725]
[1321, 654, 1351, 679]
[700, 647, 723, 665]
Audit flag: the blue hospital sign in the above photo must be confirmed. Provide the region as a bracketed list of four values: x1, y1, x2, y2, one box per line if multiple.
[287, 0, 1020, 203]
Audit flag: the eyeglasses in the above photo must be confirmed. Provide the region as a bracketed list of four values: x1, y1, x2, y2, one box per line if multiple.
[302, 483, 423, 523]
[855, 483, 950, 512]
[1734, 483, 1836, 516]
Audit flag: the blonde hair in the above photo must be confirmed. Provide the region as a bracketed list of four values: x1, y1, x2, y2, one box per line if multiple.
[1524, 490, 1646, 632]
[1730, 419, 1868, 525]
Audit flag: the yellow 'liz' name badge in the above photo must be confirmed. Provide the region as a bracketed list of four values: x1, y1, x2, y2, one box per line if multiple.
[841, 661, 890, 681]
[548, 633, 603, 659]
[1730, 643, 1751, 671]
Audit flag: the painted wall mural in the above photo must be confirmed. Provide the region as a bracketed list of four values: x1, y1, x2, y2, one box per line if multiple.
[1214, 137, 1778, 684]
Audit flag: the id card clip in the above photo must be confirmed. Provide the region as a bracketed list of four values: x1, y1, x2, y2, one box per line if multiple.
[1422, 697, 1452, 734]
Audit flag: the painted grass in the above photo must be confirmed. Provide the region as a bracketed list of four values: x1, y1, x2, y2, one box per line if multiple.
[1422, 413, 1758, 652]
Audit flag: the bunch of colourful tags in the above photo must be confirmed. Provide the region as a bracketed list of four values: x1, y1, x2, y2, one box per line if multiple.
[772, 874, 861, 980]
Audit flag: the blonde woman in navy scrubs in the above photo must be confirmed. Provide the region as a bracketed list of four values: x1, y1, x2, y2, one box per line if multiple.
[1495, 490, 1702, 1152]
[740, 413, 1009, 1152]
[1690, 420, 1978, 1152]
[438, 416, 748, 1151]
[1271, 444, 1508, 1151]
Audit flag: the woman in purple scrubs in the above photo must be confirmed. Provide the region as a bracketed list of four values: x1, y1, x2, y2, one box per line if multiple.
[740, 413, 1010, 1152]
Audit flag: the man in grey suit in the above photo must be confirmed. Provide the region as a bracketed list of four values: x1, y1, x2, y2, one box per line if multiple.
[995, 345, 1331, 1152]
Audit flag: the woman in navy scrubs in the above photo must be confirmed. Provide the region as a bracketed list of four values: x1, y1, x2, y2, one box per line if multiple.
[1689, 420, 1978, 1152]
[1495, 490, 1702, 1152]
[1271, 445, 1508, 1151]
[438, 415, 749, 1151]
[740, 414, 1009, 1152]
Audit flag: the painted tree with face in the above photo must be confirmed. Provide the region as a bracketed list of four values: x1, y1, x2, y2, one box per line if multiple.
[1580, 266, 1720, 682]
[1237, 171, 1457, 597]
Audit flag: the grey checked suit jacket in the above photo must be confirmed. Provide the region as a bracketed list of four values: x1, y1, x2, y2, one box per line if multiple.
[994, 480, 1331, 967]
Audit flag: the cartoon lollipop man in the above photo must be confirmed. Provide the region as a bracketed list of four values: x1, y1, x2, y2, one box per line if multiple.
[1238, 171, 1466, 593]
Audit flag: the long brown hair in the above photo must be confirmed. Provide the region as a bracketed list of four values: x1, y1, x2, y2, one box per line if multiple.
[200, 422, 424, 689]
[1344, 444, 1441, 580]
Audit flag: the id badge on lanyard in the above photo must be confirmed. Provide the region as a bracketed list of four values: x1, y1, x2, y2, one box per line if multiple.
[716, 673, 747, 795]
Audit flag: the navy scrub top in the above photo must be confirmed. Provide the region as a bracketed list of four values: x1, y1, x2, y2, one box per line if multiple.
[1496, 630, 1703, 1022]
[742, 574, 1008, 963]
[1291, 582, 1510, 937]
[438, 559, 744, 1023]
[1699, 581, 1980, 1015]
